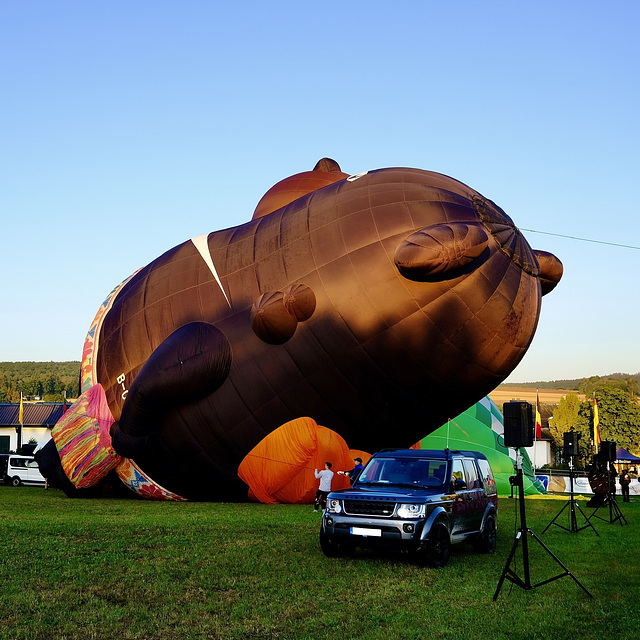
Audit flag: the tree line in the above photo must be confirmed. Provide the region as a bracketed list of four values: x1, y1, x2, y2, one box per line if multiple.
[0, 362, 81, 403]
[544, 375, 640, 466]
[501, 371, 640, 392]
[2, 363, 638, 463]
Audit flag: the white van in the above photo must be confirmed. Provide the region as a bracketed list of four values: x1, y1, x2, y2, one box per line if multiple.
[2, 455, 46, 486]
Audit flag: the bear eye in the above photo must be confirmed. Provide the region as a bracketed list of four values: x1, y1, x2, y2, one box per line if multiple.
[394, 223, 489, 282]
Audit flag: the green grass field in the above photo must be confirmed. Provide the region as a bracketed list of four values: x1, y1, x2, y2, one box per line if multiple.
[1, 486, 637, 640]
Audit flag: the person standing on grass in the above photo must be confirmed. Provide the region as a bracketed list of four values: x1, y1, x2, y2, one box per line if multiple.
[314, 462, 334, 511]
[620, 469, 631, 502]
[337, 457, 364, 485]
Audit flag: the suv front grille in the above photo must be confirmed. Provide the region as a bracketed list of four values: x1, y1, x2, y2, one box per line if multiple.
[344, 500, 396, 517]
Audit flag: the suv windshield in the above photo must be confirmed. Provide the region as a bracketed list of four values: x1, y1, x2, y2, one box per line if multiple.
[357, 457, 449, 489]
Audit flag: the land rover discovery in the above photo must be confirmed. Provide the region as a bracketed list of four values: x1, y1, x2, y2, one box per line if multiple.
[320, 448, 498, 567]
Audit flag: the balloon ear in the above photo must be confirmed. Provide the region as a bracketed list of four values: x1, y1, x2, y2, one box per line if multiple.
[252, 159, 348, 219]
[534, 250, 563, 295]
[313, 157, 342, 173]
[394, 223, 489, 281]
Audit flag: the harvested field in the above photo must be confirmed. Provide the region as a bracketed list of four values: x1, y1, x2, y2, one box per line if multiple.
[488, 386, 585, 407]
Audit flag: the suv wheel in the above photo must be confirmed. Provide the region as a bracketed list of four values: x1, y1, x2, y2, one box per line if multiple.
[473, 513, 497, 554]
[420, 522, 451, 567]
[319, 532, 349, 558]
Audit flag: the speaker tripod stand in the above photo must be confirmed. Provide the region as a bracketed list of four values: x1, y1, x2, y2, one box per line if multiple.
[588, 470, 627, 526]
[493, 450, 593, 601]
[542, 460, 598, 536]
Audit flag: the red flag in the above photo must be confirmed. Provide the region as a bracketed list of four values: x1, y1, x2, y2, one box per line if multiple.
[593, 397, 601, 446]
[535, 390, 542, 439]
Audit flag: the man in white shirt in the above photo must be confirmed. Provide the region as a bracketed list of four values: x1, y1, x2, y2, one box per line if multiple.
[314, 462, 334, 511]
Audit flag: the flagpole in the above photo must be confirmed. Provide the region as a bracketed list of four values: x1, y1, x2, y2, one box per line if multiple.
[17, 392, 24, 453]
[534, 389, 541, 474]
[593, 394, 600, 454]
[535, 389, 538, 445]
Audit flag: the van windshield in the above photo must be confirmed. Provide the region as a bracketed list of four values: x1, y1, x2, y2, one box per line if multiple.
[356, 457, 449, 489]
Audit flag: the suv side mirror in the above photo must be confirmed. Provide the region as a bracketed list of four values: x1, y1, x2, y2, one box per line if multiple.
[453, 478, 467, 491]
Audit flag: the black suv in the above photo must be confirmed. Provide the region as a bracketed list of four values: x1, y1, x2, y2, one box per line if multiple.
[320, 449, 498, 566]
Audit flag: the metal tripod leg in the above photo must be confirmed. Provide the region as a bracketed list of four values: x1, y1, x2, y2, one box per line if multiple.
[543, 465, 598, 535]
[588, 492, 628, 526]
[494, 525, 593, 600]
[494, 452, 593, 600]
[542, 495, 599, 536]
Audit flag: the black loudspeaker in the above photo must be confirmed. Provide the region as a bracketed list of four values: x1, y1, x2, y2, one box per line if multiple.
[503, 401, 534, 448]
[599, 440, 616, 462]
[563, 431, 580, 457]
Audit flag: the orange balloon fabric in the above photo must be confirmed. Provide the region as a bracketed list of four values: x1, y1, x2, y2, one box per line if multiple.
[348, 450, 372, 466]
[238, 417, 352, 503]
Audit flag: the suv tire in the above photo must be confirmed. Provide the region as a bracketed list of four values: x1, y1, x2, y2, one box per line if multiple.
[473, 513, 497, 554]
[420, 521, 451, 567]
[319, 532, 350, 558]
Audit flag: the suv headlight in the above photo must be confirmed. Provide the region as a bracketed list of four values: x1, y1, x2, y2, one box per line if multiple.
[396, 503, 426, 519]
[326, 498, 342, 514]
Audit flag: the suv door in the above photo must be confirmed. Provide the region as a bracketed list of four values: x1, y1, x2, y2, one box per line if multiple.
[462, 458, 485, 531]
[450, 457, 486, 534]
[450, 458, 471, 535]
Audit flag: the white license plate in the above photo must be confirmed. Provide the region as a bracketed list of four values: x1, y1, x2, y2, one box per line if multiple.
[350, 527, 382, 537]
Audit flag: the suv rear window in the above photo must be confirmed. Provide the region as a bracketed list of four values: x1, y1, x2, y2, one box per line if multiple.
[463, 458, 481, 489]
[477, 458, 497, 493]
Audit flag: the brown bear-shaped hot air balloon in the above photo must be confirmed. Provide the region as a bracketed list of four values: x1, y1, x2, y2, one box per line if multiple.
[37, 158, 562, 501]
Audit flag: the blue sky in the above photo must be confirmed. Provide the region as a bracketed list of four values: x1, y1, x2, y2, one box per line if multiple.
[2, 1, 639, 383]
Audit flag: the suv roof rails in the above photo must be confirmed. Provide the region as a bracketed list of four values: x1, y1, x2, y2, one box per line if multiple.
[373, 448, 465, 458]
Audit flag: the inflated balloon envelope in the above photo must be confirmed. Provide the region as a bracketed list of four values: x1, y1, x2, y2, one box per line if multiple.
[237, 417, 354, 504]
[37, 159, 562, 501]
[417, 396, 544, 496]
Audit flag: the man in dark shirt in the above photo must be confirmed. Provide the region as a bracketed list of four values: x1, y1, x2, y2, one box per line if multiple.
[338, 457, 364, 485]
